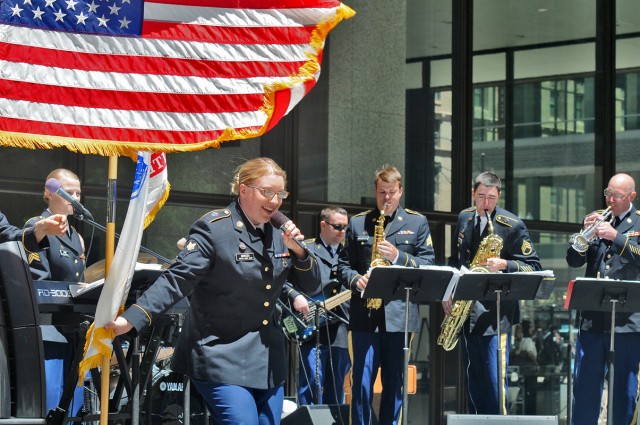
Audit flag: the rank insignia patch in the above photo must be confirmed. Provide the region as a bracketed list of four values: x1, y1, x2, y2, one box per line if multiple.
[521, 240, 533, 255]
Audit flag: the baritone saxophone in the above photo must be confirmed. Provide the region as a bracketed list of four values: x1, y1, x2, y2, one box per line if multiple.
[437, 209, 504, 351]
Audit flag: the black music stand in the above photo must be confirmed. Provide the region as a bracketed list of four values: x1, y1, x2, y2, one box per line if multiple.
[363, 266, 456, 425]
[565, 277, 640, 425]
[452, 272, 551, 415]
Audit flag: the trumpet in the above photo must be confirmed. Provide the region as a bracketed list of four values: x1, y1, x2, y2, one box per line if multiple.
[569, 206, 613, 252]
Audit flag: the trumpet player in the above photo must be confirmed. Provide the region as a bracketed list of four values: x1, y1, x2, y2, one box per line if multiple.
[446, 172, 541, 415]
[567, 173, 640, 425]
[338, 165, 434, 425]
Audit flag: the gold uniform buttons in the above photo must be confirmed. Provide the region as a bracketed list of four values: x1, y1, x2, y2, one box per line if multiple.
[264, 301, 270, 307]
[75, 272, 79, 277]
[264, 266, 270, 272]
[262, 320, 269, 325]
[265, 284, 272, 290]
[605, 265, 611, 270]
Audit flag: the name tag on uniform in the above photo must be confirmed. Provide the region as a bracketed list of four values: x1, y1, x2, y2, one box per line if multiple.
[236, 253, 255, 262]
[357, 236, 369, 242]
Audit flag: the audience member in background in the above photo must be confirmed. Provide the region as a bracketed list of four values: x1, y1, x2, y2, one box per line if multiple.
[511, 319, 539, 415]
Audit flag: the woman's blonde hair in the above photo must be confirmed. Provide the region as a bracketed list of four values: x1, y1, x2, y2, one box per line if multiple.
[230, 157, 287, 195]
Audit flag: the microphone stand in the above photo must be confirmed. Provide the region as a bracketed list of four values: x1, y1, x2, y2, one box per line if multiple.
[76, 213, 173, 264]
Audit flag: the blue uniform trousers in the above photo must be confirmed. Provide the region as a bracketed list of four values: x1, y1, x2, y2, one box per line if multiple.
[572, 331, 640, 425]
[192, 380, 284, 425]
[461, 332, 510, 414]
[350, 331, 405, 425]
[298, 343, 351, 405]
[44, 341, 85, 416]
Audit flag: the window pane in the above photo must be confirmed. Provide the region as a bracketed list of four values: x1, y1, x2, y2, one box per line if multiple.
[518, 230, 584, 420]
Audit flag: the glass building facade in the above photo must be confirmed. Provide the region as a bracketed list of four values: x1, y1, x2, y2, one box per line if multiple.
[1, 0, 639, 423]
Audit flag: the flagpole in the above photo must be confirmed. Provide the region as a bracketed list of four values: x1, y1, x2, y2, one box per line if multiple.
[101, 156, 118, 425]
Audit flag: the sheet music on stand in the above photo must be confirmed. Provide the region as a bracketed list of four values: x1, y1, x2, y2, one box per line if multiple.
[440, 267, 555, 301]
[564, 277, 640, 312]
[562, 277, 640, 425]
[69, 262, 164, 299]
[365, 265, 458, 303]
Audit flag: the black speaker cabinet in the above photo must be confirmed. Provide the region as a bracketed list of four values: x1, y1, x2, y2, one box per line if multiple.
[447, 414, 558, 424]
[281, 404, 349, 425]
[0, 242, 46, 419]
[0, 324, 9, 419]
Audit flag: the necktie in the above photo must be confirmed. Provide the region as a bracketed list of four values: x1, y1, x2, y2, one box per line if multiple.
[614, 215, 624, 228]
[471, 216, 482, 254]
[327, 246, 334, 257]
[256, 227, 265, 241]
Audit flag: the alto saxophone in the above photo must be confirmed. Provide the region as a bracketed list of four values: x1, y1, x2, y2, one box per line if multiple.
[366, 202, 390, 309]
[437, 209, 504, 351]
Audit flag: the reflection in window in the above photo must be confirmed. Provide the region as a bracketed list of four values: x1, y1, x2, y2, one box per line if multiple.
[473, 86, 504, 142]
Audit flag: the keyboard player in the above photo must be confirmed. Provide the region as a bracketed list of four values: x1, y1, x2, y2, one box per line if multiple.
[25, 168, 87, 418]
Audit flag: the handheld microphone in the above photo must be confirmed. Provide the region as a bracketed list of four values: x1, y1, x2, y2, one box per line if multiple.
[269, 211, 316, 259]
[45, 178, 94, 221]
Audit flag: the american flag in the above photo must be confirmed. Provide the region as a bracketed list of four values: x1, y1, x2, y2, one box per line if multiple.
[0, 0, 354, 156]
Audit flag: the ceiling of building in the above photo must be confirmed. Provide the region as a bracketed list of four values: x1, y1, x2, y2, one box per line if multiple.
[407, 0, 640, 60]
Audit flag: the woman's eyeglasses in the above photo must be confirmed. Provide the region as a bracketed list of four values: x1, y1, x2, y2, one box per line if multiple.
[246, 185, 289, 200]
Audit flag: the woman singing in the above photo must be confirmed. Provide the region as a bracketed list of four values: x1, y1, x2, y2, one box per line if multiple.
[107, 157, 319, 425]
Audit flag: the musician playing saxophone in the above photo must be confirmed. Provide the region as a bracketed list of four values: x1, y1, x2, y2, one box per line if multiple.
[338, 165, 434, 425]
[446, 172, 541, 415]
[567, 173, 640, 425]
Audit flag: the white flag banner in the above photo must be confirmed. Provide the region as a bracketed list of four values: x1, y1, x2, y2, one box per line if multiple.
[78, 152, 169, 380]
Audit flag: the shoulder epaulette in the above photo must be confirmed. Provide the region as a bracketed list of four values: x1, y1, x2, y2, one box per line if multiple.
[25, 215, 45, 228]
[496, 214, 518, 227]
[353, 210, 371, 218]
[463, 206, 477, 213]
[202, 209, 231, 223]
[404, 208, 424, 216]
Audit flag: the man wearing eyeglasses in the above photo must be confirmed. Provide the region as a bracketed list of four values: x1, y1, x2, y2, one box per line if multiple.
[338, 165, 434, 425]
[567, 173, 640, 425]
[283, 206, 351, 406]
[446, 171, 541, 415]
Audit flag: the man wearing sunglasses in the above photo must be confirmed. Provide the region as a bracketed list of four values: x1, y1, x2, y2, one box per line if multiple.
[567, 173, 640, 425]
[284, 206, 351, 406]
